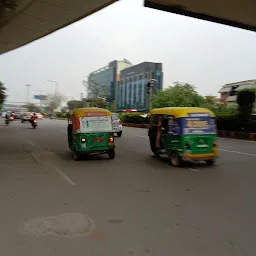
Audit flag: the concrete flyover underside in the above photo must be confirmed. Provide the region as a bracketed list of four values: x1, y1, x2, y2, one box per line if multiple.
[0, 0, 118, 55]
[0, 0, 255, 55]
[145, 0, 256, 32]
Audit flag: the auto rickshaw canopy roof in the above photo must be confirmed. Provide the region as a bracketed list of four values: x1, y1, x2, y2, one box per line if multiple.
[150, 107, 215, 118]
[72, 107, 112, 117]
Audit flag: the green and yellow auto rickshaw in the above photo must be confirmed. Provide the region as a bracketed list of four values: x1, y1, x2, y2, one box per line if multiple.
[67, 107, 115, 161]
[148, 107, 219, 167]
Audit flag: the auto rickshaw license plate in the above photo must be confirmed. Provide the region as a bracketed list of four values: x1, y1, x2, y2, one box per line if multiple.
[92, 138, 104, 142]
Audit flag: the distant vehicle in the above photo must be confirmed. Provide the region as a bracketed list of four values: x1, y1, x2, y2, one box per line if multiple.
[13, 112, 22, 119]
[1, 112, 6, 118]
[21, 112, 32, 123]
[36, 113, 43, 119]
[50, 114, 55, 119]
[111, 113, 123, 137]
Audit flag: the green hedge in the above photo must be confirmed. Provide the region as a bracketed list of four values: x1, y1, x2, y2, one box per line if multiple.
[120, 113, 256, 133]
[119, 113, 149, 124]
[216, 116, 256, 132]
[56, 112, 67, 118]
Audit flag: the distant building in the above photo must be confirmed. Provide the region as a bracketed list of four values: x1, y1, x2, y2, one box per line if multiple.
[87, 59, 132, 103]
[218, 79, 256, 113]
[219, 79, 256, 104]
[117, 62, 163, 112]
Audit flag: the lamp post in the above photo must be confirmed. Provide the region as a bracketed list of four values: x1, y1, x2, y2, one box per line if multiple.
[147, 79, 157, 113]
[25, 84, 31, 104]
[47, 80, 58, 95]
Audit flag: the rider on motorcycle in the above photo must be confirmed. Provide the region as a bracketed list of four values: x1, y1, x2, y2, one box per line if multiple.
[31, 113, 37, 120]
[31, 113, 38, 123]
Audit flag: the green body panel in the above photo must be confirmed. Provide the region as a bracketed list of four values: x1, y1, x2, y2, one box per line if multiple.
[150, 134, 217, 157]
[68, 132, 115, 152]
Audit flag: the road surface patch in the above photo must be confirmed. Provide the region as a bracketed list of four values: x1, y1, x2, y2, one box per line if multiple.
[22, 213, 95, 238]
[108, 218, 123, 224]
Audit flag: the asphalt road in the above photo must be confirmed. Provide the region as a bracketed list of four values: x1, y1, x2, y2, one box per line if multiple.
[0, 118, 256, 256]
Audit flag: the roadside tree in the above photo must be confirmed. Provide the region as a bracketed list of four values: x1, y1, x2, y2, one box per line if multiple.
[0, 81, 7, 109]
[152, 82, 205, 108]
[237, 89, 256, 121]
[46, 93, 66, 112]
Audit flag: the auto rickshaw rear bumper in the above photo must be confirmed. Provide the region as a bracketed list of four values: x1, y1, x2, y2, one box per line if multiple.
[183, 148, 219, 160]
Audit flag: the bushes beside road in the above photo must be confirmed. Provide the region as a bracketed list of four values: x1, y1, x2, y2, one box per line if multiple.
[119, 113, 256, 141]
[56, 112, 67, 119]
[119, 113, 149, 124]
[119, 113, 256, 132]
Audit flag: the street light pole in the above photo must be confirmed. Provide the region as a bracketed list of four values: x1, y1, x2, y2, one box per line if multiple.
[47, 80, 58, 95]
[25, 84, 31, 104]
[147, 79, 157, 113]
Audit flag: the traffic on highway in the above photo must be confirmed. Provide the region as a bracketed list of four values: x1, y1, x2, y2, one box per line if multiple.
[0, 108, 256, 255]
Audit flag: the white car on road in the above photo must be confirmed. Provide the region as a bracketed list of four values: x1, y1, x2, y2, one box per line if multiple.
[21, 112, 32, 123]
[36, 113, 44, 119]
[111, 113, 123, 137]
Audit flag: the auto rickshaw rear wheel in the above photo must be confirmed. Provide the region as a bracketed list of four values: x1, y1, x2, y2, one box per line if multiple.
[73, 151, 81, 161]
[117, 131, 122, 137]
[108, 149, 115, 160]
[169, 153, 183, 167]
[206, 159, 215, 165]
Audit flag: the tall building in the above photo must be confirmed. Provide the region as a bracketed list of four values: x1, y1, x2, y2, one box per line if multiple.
[87, 59, 132, 103]
[117, 62, 163, 112]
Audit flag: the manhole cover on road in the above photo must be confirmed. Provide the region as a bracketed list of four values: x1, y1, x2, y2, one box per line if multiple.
[23, 213, 95, 238]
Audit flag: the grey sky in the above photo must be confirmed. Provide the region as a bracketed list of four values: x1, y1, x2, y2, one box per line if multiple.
[0, 0, 256, 102]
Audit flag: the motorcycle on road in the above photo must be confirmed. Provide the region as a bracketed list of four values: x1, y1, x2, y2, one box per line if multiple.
[31, 119, 38, 129]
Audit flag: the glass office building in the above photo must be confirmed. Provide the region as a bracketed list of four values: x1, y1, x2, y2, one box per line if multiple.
[87, 59, 132, 103]
[117, 62, 163, 112]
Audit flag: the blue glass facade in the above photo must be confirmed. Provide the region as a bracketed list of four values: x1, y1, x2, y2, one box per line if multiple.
[117, 62, 163, 112]
[87, 59, 132, 103]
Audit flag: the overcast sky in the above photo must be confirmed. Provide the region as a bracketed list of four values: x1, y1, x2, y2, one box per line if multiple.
[0, 0, 256, 103]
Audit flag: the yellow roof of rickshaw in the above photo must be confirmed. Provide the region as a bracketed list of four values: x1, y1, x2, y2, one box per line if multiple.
[150, 107, 215, 118]
[72, 107, 112, 117]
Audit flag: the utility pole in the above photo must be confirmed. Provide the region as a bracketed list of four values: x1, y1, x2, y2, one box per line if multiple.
[25, 84, 31, 104]
[47, 80, 58, 95]
[147, 79, 157, 113]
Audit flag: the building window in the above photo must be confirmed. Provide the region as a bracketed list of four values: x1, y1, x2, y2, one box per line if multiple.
[128, 84, 132, 108]
[145, 72, 149, 79]
[141, 83, 144, 105]
[151, 71, 155, 79]
[133, 84, 136, 108]
[131, 84, 133, 108]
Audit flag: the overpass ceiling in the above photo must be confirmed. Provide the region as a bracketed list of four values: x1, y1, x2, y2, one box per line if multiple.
[145, 0, 256, 32]
[0, 0, 118, 55]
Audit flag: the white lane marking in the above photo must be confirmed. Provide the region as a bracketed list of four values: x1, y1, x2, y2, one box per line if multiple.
[134, 135, 148, 138]
[188, 168, 199, 172]
[220, 149, 256, 157]
[133, 135, 256, 157]
[27, 140, 35, 147]
[218, 137, 256, 143]
[55, 167, 76, 186]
